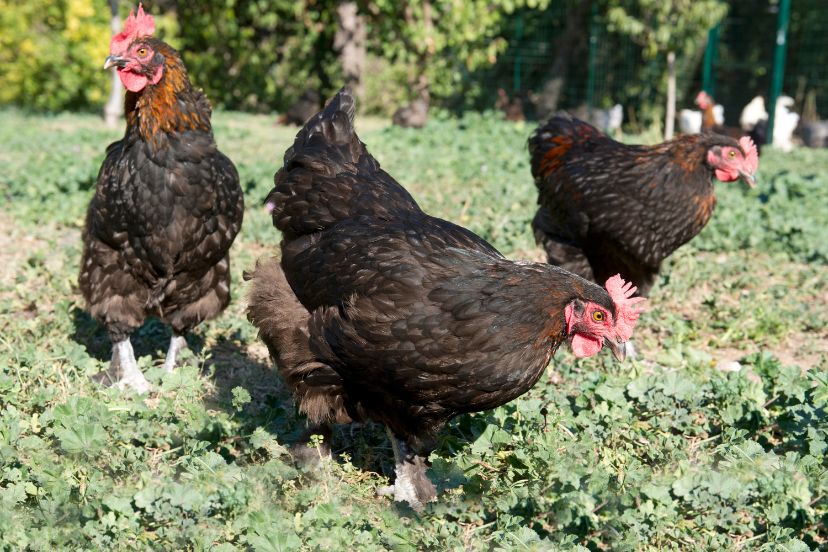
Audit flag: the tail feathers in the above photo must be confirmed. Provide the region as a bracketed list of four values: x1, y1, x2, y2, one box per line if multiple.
[267, 87, 419, 239]
[528, 115, 608, 180]
[244, 258, 351, 424]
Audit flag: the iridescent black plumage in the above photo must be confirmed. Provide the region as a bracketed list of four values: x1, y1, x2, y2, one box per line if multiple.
[80, 39, 243, 388]
[529, 116, 753, 296]
[247, 89, 621, 507]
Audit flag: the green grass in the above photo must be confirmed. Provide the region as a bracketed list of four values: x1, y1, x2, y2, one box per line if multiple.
[0, 108, 826, 550]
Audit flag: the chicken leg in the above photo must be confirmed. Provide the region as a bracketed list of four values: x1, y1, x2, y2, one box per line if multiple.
[162, 334, 187, 373]
[112, 339, 151, 393]
[377, 427, 437, 510]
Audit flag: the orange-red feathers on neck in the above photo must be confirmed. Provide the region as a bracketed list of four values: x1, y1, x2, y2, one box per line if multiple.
[124, 45, 211, 145]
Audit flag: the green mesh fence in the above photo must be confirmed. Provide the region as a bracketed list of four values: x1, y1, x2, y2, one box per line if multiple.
[710, 0, 826, 126]
[472, 4, 707, 129]
[472, 0, 828, 129]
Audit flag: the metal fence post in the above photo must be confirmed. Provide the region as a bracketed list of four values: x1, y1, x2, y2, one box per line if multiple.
[513, 14, 524, 94]
[586, 1, 598, 117]
[702, 24, 720, 97]
[768, 0, 792, 145]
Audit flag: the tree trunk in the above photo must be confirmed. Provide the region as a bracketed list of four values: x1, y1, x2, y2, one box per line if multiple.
[394, 0, 432, 123]
[416, 0, 433, 109]
[334, 1, 366, 99]
[664, 50, 676, 140]
[103, 0, 123, 128]
[533, 0, 591, 120]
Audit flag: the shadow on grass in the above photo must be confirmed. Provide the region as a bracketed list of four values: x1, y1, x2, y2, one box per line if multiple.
[203, 333, 402, 483]
[70, 306, 205, 383]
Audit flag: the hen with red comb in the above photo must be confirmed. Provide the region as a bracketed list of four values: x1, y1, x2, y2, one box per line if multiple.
[246, 89, 642, 510]
[80, 4, 243, 392]
[530, 115, 759, 297]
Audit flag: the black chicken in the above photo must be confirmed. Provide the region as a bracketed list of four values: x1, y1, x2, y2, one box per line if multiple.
[279, 89, 321, 126]
[529, 116, 758, 298]
[246, 89, 643, 509]
[79, 6, 244, 392]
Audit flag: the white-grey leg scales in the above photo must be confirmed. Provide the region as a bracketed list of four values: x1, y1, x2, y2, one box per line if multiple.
[626, 340, 637, 360]
[377, 426, 403, 498]
[377, 426, 437, 511]
[162, 335, 187, 373]
[112, 339, 151, 393]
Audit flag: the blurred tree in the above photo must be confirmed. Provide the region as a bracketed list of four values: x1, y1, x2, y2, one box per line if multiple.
[361, 0, 551, 117]
[532, 0, 591, 119]
[0, 0, 110, 111]
[606, 0, 728, 138]
[334, 1, 366, 99]
[172, 1, 341, 112]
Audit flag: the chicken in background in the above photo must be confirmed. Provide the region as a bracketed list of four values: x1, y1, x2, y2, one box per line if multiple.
[678, 108, 703, 134]
[799, 120, 828, 148]
[695, 91, 726, 129]
[495, 88, 526, 121]
[740, 95, 768, 131]
[771, 96, 800, 152]
[678, 105, 724, 134]
[246, 89, 644, 510]
[796, 91, 828, 148]
[278, 89, 321, 126]
[392, 98, 429, 128]
[573, 103, 625, 138]
[529, 116, 758, 299]
[592, 104, 624, 138]
[79, 6, 244, 392]
[696, 91, 766, 153]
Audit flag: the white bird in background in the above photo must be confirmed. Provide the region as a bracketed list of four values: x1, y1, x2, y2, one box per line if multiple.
[679, 109, 702, 134]
[772, 96, 799, 152]
[592, 104, 623, 137]
[679, 104, 723, 135]
[712, 104, 724, 126]
[740, 96, 768, 131]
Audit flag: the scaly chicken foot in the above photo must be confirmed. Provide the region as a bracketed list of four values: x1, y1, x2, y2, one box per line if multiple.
[626, 340, 637, 360]
[377, 427, 437, 511]
[112, 339, 152, 393]
[162, 335, 187, 373]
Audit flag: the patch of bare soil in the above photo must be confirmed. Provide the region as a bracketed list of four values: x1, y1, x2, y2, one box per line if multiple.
[641, 250, 828, 369]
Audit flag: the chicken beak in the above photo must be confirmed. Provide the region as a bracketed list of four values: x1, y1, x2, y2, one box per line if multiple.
[606, 338, 627, 362]
[739, 172, 757, 189]
[104, 55, 127, 70]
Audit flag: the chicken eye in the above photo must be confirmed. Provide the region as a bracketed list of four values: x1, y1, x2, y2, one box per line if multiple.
[137, 47, 148, 57]
[592, 311, 604, 322]
[728, 150, 736, 158]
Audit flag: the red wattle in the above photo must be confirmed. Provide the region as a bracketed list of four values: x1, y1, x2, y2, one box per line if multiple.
[571, 333, 602, 358]
[117, 66, 163, 93]
[119, 70, 148, 92]
[714, 168, 738, 183]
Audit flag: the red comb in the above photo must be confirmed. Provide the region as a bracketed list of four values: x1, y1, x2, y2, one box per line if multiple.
[110, 4, 155, 56]
[739, 136, 759, 174]
[605, 274, 646, 342]
[695, 91, 713, 109]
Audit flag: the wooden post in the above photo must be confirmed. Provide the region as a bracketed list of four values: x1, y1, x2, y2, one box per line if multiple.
[103, 0, 122, 128]
[665, 51, 676, 140]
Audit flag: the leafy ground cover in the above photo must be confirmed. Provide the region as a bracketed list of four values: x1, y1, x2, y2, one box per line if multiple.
[0, 109, 826, 550]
